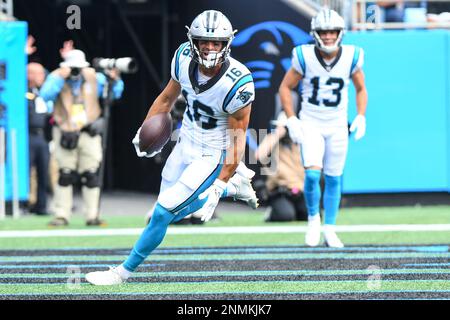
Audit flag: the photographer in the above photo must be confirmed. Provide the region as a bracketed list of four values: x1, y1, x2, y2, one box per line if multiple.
[40, 49, 124, 226]
[26, 62, 51, 216]
[255, 112, 307, 222]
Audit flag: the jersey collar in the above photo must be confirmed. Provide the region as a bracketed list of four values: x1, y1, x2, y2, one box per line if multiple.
[189, 59, 230, 94]
[314, 47, 342, 72]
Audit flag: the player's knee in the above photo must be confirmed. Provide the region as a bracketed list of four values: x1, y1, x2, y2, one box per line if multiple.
[157, 191, 175, 211]
[158, 184, 191, 211]
[305, 169, 321, 183]
[324, 174, 341, 189]
[80, 170, 99, 188]
[151, 203, 174, 224]
[58, 168, 77, 186]
[306, 166, 322, 171]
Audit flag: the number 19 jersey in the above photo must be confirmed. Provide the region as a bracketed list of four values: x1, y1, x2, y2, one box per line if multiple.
[291, 44, 364, 126]
[171, 42, 255, 150]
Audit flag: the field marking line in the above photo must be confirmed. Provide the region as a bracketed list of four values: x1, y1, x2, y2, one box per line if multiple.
[0, 224, 450, 238]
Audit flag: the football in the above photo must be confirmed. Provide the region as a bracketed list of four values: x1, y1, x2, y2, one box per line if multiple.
[139, 112, 172, 154]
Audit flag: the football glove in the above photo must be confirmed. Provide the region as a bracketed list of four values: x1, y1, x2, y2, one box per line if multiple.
[286, 116, 304, 144]
[349, 115, 366, 141]
[132, 127, 161, 158]
[197, 179, 227, 222]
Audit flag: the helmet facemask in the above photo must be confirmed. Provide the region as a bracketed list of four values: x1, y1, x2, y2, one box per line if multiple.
[186, 10, 236, 69]
[187, 33, 233, 69]
[312, 29, 344, 54]
[311, 9, 345, 54]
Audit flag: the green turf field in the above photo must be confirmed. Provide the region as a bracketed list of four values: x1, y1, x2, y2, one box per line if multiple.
[0, 205, 449, 300]
[0, 205, 449, 249]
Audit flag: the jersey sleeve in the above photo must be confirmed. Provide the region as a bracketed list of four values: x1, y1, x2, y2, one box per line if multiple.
[291, 46, 305, 75]
[222, 73, 255, 114]
[170, 42, 191, 82]
[170, 53, 177, 82]
[350, 47, 364, 75]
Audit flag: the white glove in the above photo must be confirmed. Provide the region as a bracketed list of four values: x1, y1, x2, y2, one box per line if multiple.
[197, 179, 227, 222]
[132, 127, 162, 158]
[286, 116, 304, 144]
[349, 115, 366, 141]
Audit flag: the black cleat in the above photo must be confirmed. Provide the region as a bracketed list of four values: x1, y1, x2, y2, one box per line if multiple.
[48, 217, 69, 227]
[190, 216, 205, 225]
[86, 218, 107, 227]
[173, 217, 191, 225]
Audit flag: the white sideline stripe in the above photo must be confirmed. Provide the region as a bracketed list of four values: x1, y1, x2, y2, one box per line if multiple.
[0, 224, 450, 238]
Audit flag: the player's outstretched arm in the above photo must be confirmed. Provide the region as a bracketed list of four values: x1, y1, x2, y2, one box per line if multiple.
[144, 78, 181, 122]
[132, 79, 181, 158]
[351, 70, 368, 116]
[350, 70, 368, 140]
[278, 68, 302, 118]
[279, 68, 304, 144]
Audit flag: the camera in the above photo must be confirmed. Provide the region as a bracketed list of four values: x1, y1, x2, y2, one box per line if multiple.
[92, 57, 138, 74]
[70, 67, 81, 77]
[253, 178, 269, 204]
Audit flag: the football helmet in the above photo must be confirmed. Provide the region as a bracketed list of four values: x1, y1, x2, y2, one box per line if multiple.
[311, 9, 345, 54]
[186, 10, 236, 68]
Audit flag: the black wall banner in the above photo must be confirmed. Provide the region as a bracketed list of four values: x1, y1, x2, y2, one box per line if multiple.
[14, 0, 313, 192]
[175, 0, 312, 174]
[177, 0, 311, 129]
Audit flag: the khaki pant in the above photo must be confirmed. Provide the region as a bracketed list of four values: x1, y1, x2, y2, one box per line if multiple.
[52, 126, 102, 221]
[29, 155, 58, 206]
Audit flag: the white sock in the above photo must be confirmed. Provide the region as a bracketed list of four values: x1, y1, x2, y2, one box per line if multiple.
[323, 224, 336, 234]
[308, 213, 320, 223]
[116, 264, 132, 280]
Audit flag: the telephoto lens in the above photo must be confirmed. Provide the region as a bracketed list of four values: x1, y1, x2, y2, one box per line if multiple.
[92, 57, 138, 74]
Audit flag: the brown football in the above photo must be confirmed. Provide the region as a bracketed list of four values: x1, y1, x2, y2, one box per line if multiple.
[139, 112, 172, 154]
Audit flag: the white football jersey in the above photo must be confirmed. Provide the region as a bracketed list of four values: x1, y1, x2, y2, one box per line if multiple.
[291, 44, 364, 126]
[171, 42, 255, 150]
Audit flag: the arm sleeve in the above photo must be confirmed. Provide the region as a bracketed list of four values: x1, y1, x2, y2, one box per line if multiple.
[96, 72, 106, 97]
[170, 51, 178, 82]
[223, 75, 255, 114]
[291, 46, 305, 75]
[351, 47, 364, 75]
[112, 79, 124, 99]
[171, 42, 191, 82]
[39, 73, 65, 102]
[96, 72, 124, 99]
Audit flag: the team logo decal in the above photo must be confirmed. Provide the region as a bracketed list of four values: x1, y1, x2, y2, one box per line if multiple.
[236, 89, 253, 104]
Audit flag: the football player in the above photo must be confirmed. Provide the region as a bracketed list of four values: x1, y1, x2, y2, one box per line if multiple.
[85, 10, 257, 285]
[278, 9, 368, 247]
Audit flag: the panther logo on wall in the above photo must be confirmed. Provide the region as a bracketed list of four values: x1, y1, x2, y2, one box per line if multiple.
[232, 21, 312, 90]
[231, 21, 312, 151]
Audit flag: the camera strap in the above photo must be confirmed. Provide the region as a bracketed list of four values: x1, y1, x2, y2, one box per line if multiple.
[69, 75, 86, 103]
[68, 75, 88, 128]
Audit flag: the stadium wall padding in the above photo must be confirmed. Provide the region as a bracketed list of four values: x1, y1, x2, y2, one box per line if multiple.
[343, 30, 450, 193]
[0, 22, 29, 201]
[10, 1, 450, 195]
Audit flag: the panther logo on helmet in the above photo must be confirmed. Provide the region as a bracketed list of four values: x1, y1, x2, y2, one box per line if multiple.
[186, 10, 236, 68]
[311, 9, 345, 54]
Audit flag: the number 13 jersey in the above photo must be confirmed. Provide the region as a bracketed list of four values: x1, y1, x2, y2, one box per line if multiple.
[291, 44, 364, 126]
[171, 42, 255, 150]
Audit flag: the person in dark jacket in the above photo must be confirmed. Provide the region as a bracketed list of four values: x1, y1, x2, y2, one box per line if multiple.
[26, 62, 51, 215]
